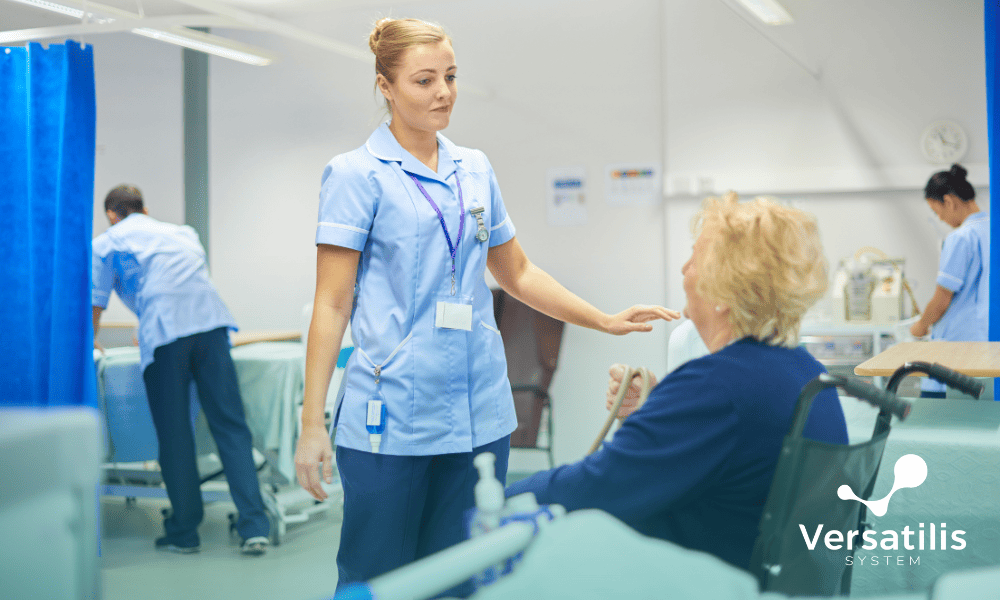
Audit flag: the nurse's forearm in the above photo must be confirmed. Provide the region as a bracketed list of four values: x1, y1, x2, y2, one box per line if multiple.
[303, 305, 350, 430]
[917, 286, 954, 329]
[92, 306, 103, 337]
[303, 245, 361, 431]
[513, 265, 612, 331]
[488, 239, 611, 332]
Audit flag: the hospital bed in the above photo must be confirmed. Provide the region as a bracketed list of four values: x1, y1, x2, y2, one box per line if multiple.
[94, 333, 353, 546]
[1, 407, 103, 600]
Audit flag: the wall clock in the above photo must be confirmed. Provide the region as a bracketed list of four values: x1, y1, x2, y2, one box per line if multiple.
[920, 120, 968, 164]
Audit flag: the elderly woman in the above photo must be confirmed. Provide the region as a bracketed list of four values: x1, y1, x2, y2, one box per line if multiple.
[506, 193, 848, 571]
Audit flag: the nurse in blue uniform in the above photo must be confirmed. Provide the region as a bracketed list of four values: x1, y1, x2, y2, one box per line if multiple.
[293, 18, 680, 592]
[92, 185, 270, 556]
[910, 164, 990, 397]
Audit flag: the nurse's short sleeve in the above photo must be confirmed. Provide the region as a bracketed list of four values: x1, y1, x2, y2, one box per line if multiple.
[316, 157, 376, 251]
[937, 232, 972, 292]
[91, 234, 114, 308]
[485, 157, 516, 248]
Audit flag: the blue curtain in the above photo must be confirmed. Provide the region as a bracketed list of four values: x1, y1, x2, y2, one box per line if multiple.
[988, 1, 999, 398]
[0, 41, 97, 408]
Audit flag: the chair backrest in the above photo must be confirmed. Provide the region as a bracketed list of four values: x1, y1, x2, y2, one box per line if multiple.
[750, 380, 891, 596]
[491, 288, 565, 449]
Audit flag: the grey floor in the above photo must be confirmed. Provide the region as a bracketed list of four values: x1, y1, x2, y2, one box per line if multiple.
[99, 467, 543, 600]
[100, 494, 342, 600]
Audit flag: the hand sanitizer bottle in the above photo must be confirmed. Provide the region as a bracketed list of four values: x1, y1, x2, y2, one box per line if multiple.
[472, 452, 504, 534]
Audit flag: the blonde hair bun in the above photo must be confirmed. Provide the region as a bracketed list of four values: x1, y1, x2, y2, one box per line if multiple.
[369, 17, 393, 54]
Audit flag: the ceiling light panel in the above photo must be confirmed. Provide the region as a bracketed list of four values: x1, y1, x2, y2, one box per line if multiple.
[734, 0, 794, 25]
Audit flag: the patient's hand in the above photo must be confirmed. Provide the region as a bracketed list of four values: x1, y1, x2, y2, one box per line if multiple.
[606, 364, 657, 419]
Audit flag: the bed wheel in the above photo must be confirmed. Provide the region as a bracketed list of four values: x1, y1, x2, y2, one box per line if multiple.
[228, 512, 240, 543]
[268, 510, 282, 546]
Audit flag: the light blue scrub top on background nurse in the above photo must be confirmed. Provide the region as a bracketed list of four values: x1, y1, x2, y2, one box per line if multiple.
[924, 211, 990, 393]
[316, 123, 518, 455]
[92, 213, 238, 372]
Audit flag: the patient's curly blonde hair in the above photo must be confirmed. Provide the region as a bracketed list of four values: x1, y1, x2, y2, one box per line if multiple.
[692, 192, 827, 348]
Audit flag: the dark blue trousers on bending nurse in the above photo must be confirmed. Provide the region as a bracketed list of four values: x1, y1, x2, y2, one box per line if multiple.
[142, 327, 270, 546]
[335, 435, 510, 594]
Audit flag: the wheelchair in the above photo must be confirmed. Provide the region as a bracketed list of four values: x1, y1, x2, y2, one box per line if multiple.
[750, 363, 984, 596]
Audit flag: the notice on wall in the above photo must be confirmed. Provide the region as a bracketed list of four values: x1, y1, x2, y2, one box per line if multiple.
[546, 166, 587, 227]
[605, 163, 662, 206]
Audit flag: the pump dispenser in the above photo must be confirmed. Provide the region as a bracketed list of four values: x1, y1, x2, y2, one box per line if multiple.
[473, 452, 504, 532]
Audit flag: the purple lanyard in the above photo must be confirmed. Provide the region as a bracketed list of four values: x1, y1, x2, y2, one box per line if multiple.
[409, 173, 465, 295]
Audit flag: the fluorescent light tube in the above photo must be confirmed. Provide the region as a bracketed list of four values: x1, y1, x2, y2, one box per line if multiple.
[733, 0, 794, 25]
[132, 27, 274, 66]
[7, 0, 112, 23]
[5, 0, 275, 65]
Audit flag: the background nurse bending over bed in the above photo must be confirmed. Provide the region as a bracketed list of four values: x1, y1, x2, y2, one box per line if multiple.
[293, 17, 680, 593]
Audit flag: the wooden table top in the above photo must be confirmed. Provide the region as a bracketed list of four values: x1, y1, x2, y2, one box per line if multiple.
[854, 341, 1000, 377]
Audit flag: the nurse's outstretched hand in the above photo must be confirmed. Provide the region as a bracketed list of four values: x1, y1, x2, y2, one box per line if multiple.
[295, 425, 334, 501]
[604, 305, 681, 335]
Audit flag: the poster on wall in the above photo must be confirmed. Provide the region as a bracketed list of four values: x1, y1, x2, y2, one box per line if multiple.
[604, 163, 662, 206]
[546, 166, 587, 227]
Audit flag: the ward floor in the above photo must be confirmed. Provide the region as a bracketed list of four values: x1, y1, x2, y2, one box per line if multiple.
[100, 468, 541, 600]
[100, 495, 342, 600]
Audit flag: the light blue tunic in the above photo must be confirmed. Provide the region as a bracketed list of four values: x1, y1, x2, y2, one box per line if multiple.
[316, 124, 518, 455]
[924, 211, 990, 392]
[92, 213, 237, 372]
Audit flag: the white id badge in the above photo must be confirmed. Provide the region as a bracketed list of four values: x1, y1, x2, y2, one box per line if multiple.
[436, 302, 473, 331]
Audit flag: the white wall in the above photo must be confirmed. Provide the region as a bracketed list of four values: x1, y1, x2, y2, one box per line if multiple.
[78, 0, 990, 465]
[91, 34, 184, 323]
[664, 0, 989, 194]
[660, 0, 989, 333]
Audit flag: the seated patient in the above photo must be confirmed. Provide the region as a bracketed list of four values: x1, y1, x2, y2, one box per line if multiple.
[506, 192, 848, 571]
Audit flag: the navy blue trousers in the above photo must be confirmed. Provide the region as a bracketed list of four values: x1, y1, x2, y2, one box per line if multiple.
[142, 327, 269, 544]
[335, 435, 511, 595]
